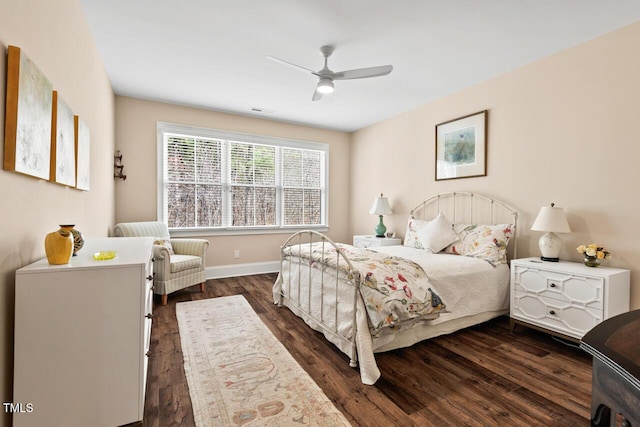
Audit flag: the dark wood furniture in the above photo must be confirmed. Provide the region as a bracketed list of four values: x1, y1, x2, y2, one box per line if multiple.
[581, 309, 640, 426]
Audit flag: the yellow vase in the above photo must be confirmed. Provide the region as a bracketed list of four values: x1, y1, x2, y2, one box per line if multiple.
[44, 225, 74, 265]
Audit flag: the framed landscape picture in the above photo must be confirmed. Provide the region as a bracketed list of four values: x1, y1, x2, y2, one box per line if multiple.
[435, 110, 487, 181]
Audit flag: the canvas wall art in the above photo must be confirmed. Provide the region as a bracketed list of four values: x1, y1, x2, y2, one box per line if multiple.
[51, 91, 76, 187]
[3, 45, 53, 180]
[75, 116, 90, 191]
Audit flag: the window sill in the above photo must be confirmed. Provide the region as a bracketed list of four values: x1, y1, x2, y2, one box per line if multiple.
[169, 225, 329, 238]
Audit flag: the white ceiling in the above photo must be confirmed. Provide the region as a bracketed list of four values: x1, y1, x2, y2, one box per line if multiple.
[79, 0, 640, 132]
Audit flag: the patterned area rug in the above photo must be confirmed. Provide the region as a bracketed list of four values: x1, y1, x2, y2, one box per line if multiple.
[176, 295, 351, 426]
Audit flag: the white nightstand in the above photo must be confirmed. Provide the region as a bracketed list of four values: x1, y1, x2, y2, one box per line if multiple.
[510, 257, 630, 341]
[353, 235, 401, 248]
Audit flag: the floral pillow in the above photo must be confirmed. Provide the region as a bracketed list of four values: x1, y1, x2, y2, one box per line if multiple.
[443, 224, 515, 266]
[403, 217, 429, 249]
[416, 212, 459, 253]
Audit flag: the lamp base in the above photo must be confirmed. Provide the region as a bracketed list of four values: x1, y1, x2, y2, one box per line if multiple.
[374, 215, 386, 238]
[538, 232, 562, 262]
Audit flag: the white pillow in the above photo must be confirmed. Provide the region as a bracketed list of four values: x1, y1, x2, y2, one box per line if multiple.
[416, 213, 458, 252]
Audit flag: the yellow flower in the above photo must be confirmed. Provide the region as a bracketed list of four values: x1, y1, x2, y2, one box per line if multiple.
[577, 243, 611, 260]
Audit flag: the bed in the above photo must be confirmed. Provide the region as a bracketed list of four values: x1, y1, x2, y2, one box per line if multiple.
[273, 192, 518, 384]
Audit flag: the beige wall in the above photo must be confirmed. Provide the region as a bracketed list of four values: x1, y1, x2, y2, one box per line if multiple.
[115, 97, 351, 267]
[351, 21, 640, 309]
[1, 2, 638, 421]
[0, 0, 115, 423]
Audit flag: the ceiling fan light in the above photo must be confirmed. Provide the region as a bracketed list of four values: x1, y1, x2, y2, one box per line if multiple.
[317, 78, 334, 94]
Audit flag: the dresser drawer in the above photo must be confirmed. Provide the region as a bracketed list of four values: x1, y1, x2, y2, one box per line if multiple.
[513, 265, 604, 305]
[512, 289, 603, 338]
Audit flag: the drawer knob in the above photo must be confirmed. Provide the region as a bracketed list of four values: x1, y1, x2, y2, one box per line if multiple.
[145, 313, 153, 319]
[549, 310, 556, 315]
[146, 351, 151, 357]
[146, 275, 154, 281]
[550, 283, 556, 288]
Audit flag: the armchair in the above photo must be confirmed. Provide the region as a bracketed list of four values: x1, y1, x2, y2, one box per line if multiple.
[113, 221, 209, 305]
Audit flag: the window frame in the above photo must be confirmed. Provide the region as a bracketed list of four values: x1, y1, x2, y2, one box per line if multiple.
[157, 122, 329, 236]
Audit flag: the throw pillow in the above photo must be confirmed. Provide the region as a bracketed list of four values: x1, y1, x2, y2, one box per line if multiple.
[154, 238, 175, 255]
[416, 212, 458, 253]
[443, 224, 514, 265]
[403, 218, 429, 249]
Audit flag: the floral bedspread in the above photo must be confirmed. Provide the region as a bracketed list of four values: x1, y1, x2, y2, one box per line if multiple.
[283, 243, 446, 335]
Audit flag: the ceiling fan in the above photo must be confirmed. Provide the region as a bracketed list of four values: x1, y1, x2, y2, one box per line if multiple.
[267, 45, 393, 101]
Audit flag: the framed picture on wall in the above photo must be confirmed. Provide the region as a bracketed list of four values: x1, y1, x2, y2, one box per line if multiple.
[435, 110, 487, 181]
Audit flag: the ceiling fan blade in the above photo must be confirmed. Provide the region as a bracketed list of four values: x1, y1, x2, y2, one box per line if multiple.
[266, 55, 317, 75]
[312, 87, 323, 101]
[332, 65, 393, 80]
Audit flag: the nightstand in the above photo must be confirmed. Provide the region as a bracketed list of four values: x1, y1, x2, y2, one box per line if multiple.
[353, 235, 401, 248]
[510, 257, 630, 341]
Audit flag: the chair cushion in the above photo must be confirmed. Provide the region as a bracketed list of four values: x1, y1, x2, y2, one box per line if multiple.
[170, 255, 203, 273]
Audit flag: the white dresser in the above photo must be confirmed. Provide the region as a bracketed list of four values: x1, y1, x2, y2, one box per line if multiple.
[13, 237, 154, 427]
[510, 257, 630, 341]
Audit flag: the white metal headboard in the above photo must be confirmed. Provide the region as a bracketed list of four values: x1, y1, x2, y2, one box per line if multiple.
[409, 192, 518, 259]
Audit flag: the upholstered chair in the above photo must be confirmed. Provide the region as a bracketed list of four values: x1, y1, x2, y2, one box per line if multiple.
[113, 221, 209, 305]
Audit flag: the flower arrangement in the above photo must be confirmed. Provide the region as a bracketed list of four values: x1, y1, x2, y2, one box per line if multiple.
[576, 244, 611, 267]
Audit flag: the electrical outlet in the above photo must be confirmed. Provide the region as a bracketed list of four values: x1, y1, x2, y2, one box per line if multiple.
[233, 249, 240, 259]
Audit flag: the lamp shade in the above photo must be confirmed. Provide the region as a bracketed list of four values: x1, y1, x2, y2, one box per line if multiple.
[369, 194, 393, 216]
[531, 204, 571, 233]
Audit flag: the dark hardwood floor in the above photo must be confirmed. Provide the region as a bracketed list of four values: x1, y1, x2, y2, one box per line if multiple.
[143, 274, 593, 426]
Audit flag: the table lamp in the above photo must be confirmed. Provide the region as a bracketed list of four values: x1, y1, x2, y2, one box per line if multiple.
[369, 193, 393, 237]
[530, 203, 571, 262]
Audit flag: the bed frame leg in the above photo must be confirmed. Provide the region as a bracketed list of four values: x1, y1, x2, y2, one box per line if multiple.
[350, 343, 358, 367]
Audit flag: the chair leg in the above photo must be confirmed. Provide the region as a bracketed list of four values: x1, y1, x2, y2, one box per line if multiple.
[200, 282, 206, 292]
[161, 294, 168, 306]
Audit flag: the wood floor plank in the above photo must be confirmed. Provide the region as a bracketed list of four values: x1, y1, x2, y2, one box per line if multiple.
[143, 274, 593, 426]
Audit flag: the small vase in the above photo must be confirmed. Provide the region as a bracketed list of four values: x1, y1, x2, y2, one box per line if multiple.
[70, 227, 84, 256]
[584, 256, 601, 267]
[44, 225, 74, 265]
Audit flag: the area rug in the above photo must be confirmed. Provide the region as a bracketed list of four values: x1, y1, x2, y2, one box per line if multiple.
[176, 295, 351, 426]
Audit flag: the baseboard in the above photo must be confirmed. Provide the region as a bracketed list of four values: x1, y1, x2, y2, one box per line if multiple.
[206, 261, 280, 280]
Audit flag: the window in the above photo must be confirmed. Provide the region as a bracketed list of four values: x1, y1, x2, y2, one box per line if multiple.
[157, 122, 328, 233]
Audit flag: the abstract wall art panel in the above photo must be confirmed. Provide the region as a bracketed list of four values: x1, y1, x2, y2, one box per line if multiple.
[75, 116, 90, 191]
[3, 45, 53, 180]
[51, 91, 76, 187]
